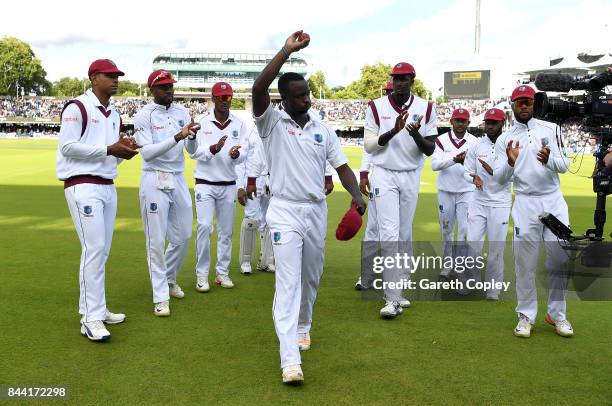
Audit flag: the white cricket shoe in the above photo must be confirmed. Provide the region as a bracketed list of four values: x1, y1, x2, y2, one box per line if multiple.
[215, 275, 234, 288]
[104, 309, 126, 324]
[514, 313, 534, 338]
[154, 301, 170, 317]
[380, 301, 403, 319]
[398, 297, 411, 308]
[439, 268, 452, 278]
[169, 284, 185, 299]
[196, 277, 210, 292]
[257, 262, 275, 273]
[282, 365, 304, 384]
[545, 314, 574, 337]
[267, 263, 276, 272]
[240, 262, 252, 275]
[298, 333, 311, 351]
[355, 277, 364, 291]
[81, 320, 111, 341]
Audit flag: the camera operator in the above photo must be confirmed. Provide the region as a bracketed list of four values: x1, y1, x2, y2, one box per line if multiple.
[493, 85, 574, 339]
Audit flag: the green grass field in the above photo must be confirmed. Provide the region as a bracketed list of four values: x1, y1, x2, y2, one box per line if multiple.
[1, 139, 611, 405]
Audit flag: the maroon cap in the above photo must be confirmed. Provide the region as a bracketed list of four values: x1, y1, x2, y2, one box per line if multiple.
[212, 82, 233, 96]
[391, 62, 416, 77]
[88, 59, 124, 77]
[384, 81, 393, 90]
[483, 108, 505, 122]
[451, 108, 470, 120]
[147, 69, 176, 88]
[511, 85, 535, 101]
[335, 206, 363, 241]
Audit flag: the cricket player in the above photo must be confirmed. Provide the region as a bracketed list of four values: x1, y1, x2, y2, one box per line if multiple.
[493, 85, 573, 338]
[431, 108, 478, 278]
[57, 59, 138, 341]
[364, 62, 438, 318]
[463, 108, 511, 300]
[252, 30, 365, 384]
[187, 82, 249, 291]
[134, 69, 200, 316]
[236, 125, 275, 274]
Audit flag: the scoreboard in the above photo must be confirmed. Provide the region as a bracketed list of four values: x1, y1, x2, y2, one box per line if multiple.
[444, 70, 490, 99]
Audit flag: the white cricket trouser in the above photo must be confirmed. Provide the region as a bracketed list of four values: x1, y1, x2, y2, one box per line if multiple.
[364, 190, 379, 241]
[438, 190, 473, 261]
[140, 171, 193, 303]
[512, 192, 570, 323]
[369, 165, 422, 302]
[466, 202, 511, 299]
[194, 183, 237, 277]
[267, 197, 327, 369]
[65, 183, 116, 322]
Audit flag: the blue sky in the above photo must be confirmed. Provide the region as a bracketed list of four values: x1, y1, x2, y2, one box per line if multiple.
[2, 0, 611, 96]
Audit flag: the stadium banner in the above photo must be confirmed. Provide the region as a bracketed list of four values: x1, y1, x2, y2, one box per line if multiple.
[444, 70, 491, 100]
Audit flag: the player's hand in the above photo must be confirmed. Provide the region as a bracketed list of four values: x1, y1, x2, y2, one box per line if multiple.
[246, 184, 257, 200]
[237, 188, 247, 206]
[359, 177, 370, 196]
[119, 132, 142, 149]
[506, 140, 520, 167]
[405, 115, 423, 137]
[453, 151, 466, 164]
[352, 196, 367, 216]
[473, 175, 484, 191]
[324, 179, 334, 195]
[212, 135, 228, 154]
[107, 140, 138, 160]
[394, 111, 408, 134]
[229, 145, 241, 159]
[284, 30, 310, 54]
[478, 158, 493, 176]
[176, 119, 201, 141]
[537, 145, 550, 164]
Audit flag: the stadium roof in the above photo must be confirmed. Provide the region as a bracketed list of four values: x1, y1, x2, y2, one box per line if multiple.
[518, 52, 612, 78]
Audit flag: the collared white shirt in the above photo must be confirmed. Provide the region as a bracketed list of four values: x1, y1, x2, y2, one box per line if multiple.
[186, 110, 249, 182]
[56, 89, 121, 180]
[493, 118, 569, 196]
[464, 134, 512, 207]
[134, 102, 191, 173]
[431, 130, 478, 193]
[364, 93, 438, 171]
[255, 103, 347, 203]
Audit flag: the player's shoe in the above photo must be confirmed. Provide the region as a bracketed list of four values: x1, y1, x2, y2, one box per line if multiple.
[513, 313, 533, 338]
[380, 301, 403, 319]
[267, 263, 276, 272]
[282, 365, 304, 384]
[196, 277, 210, 292]
[169, 284, 185, 299]
[240, 262, 252, 275]
[355, 277, 364, 290]
[298, 333, 311, 351]
[154, 301, 170, 317]
[80, 320, 111, 341]
[545, 314, 574, 337]
[103, 309, 126, 324]
[398, 297, 411, 308]
[257, 262, 275, 273]
[439, 268, 452, 278]
[215, 275, 234, 289]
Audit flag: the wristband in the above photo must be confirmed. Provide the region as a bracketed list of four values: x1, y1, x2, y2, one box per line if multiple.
[325, 175, 333, 185]
[360, 171, 369, 180]
[247, 177, 257, 186]
[281, 47, 290, 58]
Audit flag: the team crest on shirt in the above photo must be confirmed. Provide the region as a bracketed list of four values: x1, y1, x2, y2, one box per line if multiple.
[273, 232, 281, 244]
[83, 206, 93, 217]
[178, 119, 185, 127]
[150, 203, 158, 213]
[232, 130, 238, 138]
[196, 193, 202, 202]
[412, 114, 420, 122]
[314, 133, 323, 143]
[374, 188, 380, 196]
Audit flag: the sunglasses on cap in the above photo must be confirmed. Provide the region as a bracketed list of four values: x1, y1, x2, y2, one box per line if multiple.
[513, 99, 534, 108]
[151, 71, 174, 86]
[214, 95, 233, 102]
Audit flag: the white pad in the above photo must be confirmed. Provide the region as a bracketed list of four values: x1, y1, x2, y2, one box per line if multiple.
[239, 217, 259, 264]
[261, 226, 275, 268]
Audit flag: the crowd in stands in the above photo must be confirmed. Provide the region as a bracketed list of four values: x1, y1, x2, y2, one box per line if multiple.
[311, 100, 367, 121]
[436, 99, 504, 122]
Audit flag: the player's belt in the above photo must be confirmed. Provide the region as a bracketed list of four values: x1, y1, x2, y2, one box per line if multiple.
[63, 175, 114, 189]
[195, 178, 236, 186]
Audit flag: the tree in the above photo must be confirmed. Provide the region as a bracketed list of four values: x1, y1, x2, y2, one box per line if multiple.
[50, 77, 89, 97]
[0, 37, 50, 95]
[308, 70, 332, 99]
[117, 80, 144, 96]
